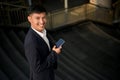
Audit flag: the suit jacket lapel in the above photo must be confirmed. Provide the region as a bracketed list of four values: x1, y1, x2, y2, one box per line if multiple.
[30, 28, 51, 51]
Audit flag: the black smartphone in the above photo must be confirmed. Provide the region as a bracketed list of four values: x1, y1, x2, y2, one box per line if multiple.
[55, 38, 65, 48]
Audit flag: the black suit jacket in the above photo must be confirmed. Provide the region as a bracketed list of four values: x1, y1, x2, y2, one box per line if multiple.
[24, 28, 57, 80]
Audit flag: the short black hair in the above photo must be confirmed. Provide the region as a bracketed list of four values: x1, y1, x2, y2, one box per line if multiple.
[27, 4, 47, 16]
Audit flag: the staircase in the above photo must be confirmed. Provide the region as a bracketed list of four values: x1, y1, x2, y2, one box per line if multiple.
[0, 21, 119, 80]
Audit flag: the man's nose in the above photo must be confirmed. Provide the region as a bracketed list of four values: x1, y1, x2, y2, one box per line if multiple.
[40, 19, 44, 23]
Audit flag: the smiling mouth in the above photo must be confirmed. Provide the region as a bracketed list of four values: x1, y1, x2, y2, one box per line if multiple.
[37, 23, 44, 26]
[39, 24, 45, 28]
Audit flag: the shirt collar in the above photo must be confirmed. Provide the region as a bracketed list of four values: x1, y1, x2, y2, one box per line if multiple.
[31, 27, 47, 38]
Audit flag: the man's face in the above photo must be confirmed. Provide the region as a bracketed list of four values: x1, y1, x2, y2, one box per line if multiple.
[28, 12, 47, 32]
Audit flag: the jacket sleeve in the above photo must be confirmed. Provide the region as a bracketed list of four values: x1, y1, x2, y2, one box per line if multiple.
[24, 43, 58, 74]
[47, 50, 58, 69]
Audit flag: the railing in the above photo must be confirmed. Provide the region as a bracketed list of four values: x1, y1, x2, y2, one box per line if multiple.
[0, 2, 113, 30]
[0, 2, 27, 25]
[46, 4, 113, 30]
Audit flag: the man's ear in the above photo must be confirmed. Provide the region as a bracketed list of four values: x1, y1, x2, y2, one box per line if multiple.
[27, 16, 31, 22]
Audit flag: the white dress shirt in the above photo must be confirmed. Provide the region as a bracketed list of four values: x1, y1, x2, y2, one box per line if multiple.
[32, 27, 51, 50]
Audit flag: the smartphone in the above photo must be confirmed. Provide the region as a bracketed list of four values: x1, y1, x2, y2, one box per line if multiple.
[55, 38, 65, 48]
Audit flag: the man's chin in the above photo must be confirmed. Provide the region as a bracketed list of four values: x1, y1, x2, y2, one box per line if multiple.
[39, 26, 45, 31]
[39, 25, 45, 28]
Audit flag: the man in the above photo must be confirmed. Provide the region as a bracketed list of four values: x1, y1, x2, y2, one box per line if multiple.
[24, 4, 62, 80]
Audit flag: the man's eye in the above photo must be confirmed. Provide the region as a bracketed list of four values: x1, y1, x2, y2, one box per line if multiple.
[36, 17, 40, 19]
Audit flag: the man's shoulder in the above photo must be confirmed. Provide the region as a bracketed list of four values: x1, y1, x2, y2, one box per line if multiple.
[24, 28, 37, 44]
[25, 28, 37, 38]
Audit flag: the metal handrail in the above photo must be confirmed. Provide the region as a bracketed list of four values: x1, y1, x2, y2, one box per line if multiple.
[0, 3, 113, 30]
[0, 2, 27, 8]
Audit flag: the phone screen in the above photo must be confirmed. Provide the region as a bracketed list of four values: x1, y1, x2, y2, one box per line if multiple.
[55, 39, 65, 48]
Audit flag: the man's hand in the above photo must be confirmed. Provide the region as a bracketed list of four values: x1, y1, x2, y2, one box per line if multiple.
[52, 45, 62, 54]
